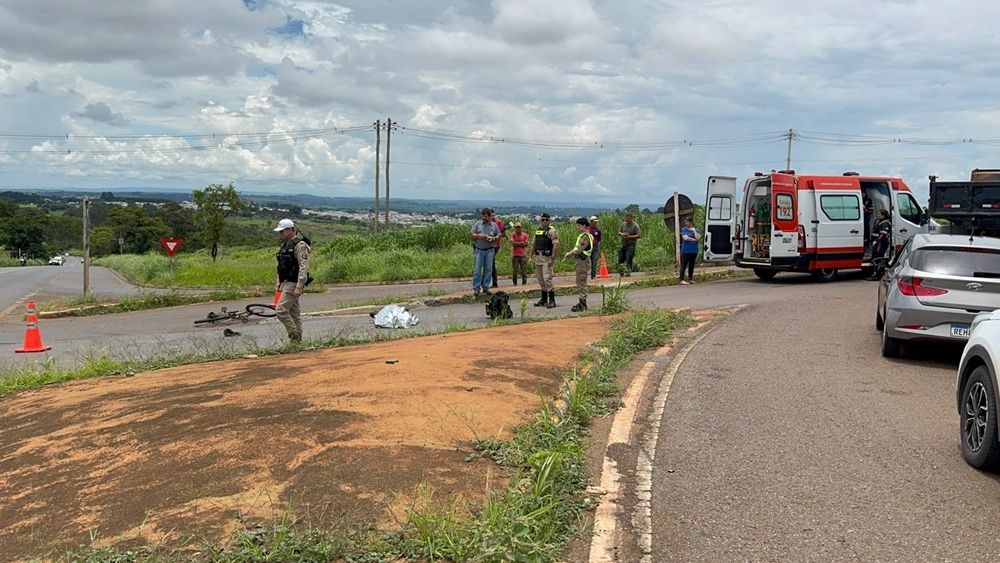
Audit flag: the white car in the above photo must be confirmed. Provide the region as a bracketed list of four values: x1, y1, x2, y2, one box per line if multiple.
[47, 256, 65, 266]
[957, 310, 1000, 469]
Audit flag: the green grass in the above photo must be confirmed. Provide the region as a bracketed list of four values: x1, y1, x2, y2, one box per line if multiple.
[94, 213, 700, 289]
[51, 308, 693, 562]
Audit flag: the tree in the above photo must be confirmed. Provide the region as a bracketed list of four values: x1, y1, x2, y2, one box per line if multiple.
[3, 207, 50, 257]
[156, 201, 197, 241]
[103, 205, 169, 254]
[192, 183, 246, 261]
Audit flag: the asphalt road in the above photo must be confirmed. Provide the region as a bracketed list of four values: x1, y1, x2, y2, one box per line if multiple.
[0, 258, 145, 317]
[643, 275, 1000, 561]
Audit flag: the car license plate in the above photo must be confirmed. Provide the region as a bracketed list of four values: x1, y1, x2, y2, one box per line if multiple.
[951, 324, 971, 338]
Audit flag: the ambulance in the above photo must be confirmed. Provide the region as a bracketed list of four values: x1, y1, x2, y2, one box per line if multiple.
[702, 171, 929, 281]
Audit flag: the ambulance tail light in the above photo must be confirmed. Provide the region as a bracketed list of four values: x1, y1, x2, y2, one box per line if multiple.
[797, 225, 806, 251]
[897, 277, 948, 297]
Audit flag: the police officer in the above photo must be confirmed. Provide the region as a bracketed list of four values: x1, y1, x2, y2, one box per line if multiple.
[867, 209, 891, 280]
[531, 213, 560, 308]
[564, 217, 594, 312]
[274, 218, 311, 341]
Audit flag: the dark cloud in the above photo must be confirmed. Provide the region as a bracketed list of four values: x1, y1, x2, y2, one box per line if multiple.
[71, 102, 129, 127]
[24, 80, 40, 93]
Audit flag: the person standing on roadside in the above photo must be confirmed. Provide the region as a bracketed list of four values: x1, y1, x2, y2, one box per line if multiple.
[867, 209, 892, 280]
[490, 209, 506, 288]
[564, 217, 594, 311]
[617, 212, 641, 276]
[274, 218, 311, 342]
[588, 215, 602, 279]
[470, 208, 500, 296]
[531, 213, 560, 308]
[510, 222, 530, 285]
[678, 217, 701, 285]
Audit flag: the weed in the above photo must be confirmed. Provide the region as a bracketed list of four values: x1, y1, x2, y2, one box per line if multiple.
[600, 282, 630, 315]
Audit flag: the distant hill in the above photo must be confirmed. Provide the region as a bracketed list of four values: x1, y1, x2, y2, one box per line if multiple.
[6, 187, 662, 215]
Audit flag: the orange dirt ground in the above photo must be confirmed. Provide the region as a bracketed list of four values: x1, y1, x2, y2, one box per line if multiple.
[0, 316, 612, 560]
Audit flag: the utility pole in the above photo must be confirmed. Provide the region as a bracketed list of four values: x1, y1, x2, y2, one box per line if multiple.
[785, 128, 794, 170]
[385, 117, 392, 227]
[374, 119, 381, 232]
[82, 197, 90, 295]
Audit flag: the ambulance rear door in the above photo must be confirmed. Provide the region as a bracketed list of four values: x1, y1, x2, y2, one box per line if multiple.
[770, 173, 799, 259]
[704, 175, 737, 261]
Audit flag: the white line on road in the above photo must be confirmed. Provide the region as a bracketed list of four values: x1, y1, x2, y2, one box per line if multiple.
[588, 312, 731, 563]
[632, 328, 713, 562]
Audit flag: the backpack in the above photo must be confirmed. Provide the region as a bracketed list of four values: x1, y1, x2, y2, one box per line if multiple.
[486, 291, 513, 319]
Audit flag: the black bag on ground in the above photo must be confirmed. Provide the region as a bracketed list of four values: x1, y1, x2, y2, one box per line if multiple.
[486, 291, 513, 319]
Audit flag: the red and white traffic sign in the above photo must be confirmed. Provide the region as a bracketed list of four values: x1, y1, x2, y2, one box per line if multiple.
[159, 237, 184, 257]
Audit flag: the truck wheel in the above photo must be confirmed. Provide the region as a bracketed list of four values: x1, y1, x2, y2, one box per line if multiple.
[811, 268, 837, 282]
[881, 321, 902, 358]
[961, 366, 1000, 470]
[753, 268, 777, 281]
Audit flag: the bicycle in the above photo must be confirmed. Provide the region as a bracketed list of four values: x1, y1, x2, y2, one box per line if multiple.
[193, 303, 277, 325]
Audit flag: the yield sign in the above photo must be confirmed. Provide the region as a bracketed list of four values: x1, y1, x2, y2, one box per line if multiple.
[159, 237, 184, 257]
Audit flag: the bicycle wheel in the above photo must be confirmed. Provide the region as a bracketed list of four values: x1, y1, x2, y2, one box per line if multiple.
[246, 303, 277, 318]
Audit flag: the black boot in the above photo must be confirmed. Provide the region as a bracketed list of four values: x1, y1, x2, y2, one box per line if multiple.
[534, 291, 548, 307]
[522, 276, 527, 285]
[546, 291, 556, 308]
[512, 277, 518, 285]
[571, 299, 584, 312]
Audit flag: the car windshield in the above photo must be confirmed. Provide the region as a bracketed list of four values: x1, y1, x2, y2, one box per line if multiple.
[910, 247, 1000, 278]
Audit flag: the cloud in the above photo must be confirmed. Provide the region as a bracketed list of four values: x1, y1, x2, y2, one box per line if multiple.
[24, 80, 40, 93]
[527, 174, 561, 194]
[71, 102, 129, 127]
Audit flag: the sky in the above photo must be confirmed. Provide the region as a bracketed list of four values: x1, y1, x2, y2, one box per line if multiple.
[1, 0, 999, 207]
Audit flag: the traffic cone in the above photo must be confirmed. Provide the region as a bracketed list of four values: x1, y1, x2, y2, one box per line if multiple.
[598, 252, 610, 278]
[271, 289, 283, 307]
[16, 301, 51, 353]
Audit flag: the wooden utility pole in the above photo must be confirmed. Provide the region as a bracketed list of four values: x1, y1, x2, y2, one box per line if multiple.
[82, 196, 90, 295]
[385, 117, 391, 227]
[374, 119, 381, 232]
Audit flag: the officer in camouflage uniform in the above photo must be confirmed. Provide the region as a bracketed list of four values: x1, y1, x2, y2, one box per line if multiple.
[274, 218, 311, 341]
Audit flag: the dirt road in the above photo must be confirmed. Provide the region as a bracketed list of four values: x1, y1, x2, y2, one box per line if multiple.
[0, 316, 612, 560]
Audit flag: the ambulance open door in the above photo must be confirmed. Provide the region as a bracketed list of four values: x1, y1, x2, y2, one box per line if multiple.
[704, 176, 737, 261]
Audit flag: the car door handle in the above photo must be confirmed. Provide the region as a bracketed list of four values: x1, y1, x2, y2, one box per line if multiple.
[850, 229, 859, 234]
[899, 228, 908, 233]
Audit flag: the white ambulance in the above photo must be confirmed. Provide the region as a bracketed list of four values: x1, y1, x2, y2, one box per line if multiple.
[703, 171, 929, 281]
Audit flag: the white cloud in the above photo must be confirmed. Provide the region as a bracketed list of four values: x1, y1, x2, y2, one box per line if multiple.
[0, 0, 999, 204]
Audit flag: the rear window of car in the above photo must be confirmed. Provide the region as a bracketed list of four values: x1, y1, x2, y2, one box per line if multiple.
[910, 247, 1000, 277]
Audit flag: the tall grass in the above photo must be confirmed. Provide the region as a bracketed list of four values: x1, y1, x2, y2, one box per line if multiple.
[96, 212, 703, 288]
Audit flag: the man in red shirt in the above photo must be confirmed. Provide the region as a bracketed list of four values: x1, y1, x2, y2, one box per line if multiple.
[509, 222, 529, 285]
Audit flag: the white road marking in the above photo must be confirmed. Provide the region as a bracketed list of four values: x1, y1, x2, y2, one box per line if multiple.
[589, 313, 730, 563]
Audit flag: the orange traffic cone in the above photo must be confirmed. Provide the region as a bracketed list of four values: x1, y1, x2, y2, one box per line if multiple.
[271, 289, 283, 307]
[598, 252, 610, 278]
[16, 301, 51, 353]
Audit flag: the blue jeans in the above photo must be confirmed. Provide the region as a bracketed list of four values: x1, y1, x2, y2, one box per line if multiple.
[472, 248, 495, 291]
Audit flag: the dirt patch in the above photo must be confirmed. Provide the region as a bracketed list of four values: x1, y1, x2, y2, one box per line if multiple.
[0, 316, 612, 560]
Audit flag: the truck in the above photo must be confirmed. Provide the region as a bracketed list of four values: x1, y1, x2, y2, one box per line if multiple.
[928, 169, 1000, 236]
[702, 170, 929, 281]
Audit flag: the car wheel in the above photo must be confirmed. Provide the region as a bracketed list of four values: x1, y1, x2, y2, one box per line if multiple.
[961, 366, 1000, 470]
[753, 268, 777, 281]
[881, 317, 902, 358]
[875, 307, 884, 331]
[811, 268, 837, 282]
